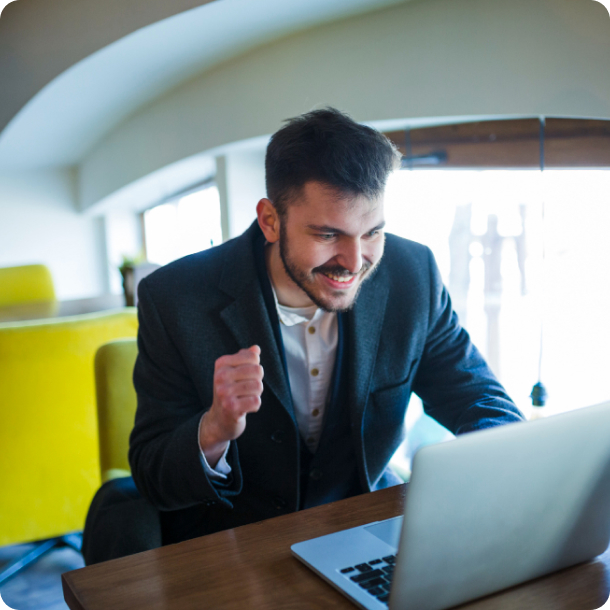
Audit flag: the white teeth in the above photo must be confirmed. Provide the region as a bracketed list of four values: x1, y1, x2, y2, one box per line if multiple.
[323, 272, 353, 283]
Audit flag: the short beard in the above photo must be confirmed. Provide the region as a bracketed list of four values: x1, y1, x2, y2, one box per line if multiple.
[278, 230, 376, 313]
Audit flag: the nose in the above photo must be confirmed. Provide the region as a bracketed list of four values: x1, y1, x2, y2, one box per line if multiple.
[337, 238, 363, 274]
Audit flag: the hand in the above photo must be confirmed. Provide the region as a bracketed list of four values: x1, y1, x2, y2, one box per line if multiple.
[199, 345, 264, 467]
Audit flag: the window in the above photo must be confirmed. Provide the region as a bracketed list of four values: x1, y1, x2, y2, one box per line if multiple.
[385, 168, 610, 417]
[384, 118, 610, 478]
[143, 184, 222, 266]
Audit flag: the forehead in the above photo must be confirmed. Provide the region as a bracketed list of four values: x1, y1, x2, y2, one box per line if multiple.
[286, 181, 384, 229]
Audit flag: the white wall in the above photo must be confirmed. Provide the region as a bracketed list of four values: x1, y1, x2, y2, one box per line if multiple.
[79, 0, 610, 210]
[103, 210, 144, 295]
[0, 169, 107, 299]
[216, 150, 266, 239]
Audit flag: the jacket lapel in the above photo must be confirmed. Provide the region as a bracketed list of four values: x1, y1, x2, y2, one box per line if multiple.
[218, 225, 295, 422]
[346, 263, 390, 477]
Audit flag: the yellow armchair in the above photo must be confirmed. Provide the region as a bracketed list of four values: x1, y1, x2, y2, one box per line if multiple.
[94, 338, 138, 483]
[81, 338, 163, 566]
[0, 264, 56, 307]
[0, 309, 138, 550]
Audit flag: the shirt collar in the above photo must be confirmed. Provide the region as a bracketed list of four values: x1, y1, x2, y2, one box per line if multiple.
[269, 282, 319, 326]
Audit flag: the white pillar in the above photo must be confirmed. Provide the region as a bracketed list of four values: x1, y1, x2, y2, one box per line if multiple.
[216, 149, 266, 241]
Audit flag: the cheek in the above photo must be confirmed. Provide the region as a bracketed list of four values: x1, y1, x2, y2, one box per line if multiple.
[365, 240, 384, 264]
[309, 246, 336, 269]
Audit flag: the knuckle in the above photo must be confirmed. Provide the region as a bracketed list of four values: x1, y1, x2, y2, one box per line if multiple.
[215, 354, 229, 369]
[218, 368, 232, 384]
[218, 392, 231, 411]
[216, 385, 230, 402]
[225, 395, 239, 411]
[220, 383, 230, 395]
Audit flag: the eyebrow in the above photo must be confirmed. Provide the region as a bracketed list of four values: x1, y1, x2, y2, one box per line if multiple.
[307, 221, 386, 236]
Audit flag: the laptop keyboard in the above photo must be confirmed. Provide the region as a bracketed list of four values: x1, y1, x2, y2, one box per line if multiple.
[339, 554, 395, 606]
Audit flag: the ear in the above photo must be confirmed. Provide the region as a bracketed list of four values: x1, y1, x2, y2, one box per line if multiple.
[256, 198, 280, 244]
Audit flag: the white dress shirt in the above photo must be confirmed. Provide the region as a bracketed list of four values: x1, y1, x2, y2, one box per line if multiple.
[275, 298, 337, 453]
[199, 284, 338, 480]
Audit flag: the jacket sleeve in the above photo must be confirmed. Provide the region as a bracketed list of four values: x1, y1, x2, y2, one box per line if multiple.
[128, 279, 242, 511]
[412, 248, 524, 434]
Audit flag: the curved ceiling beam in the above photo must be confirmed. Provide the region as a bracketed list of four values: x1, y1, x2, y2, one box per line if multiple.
[0, 0, 406, 169]
[78, 0, 610, 210]
[0, 0, 217, 135]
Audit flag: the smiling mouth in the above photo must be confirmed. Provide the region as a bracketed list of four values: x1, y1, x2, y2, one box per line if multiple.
[315, 262, 373, 287]
[320, 270, 356, 283]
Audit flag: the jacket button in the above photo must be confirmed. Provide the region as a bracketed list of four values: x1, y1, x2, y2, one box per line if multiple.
[309, 468, 323, 481]
[273, 496, 287, 509]
[271, 430, 283, 444]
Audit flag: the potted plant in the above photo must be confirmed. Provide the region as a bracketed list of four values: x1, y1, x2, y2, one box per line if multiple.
[118, 255, 140, 307]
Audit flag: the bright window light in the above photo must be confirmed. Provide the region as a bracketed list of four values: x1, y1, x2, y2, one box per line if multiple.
[384, 169, 610, 418]
[144, 185, 222, 266]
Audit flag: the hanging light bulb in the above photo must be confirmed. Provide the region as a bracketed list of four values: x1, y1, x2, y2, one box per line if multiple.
[530, 117, 548, 419]
[530, 381, 547, 407]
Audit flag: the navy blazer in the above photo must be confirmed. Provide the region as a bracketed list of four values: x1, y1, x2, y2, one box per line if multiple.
[129, 222, 523, 539]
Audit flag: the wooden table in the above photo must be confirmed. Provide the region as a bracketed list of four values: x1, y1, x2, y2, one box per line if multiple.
[0, 294, 125, 323]
[62, 485, 610, 610]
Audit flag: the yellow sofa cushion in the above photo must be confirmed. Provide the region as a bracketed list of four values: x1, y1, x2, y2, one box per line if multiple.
[94, 338, 139, 483]
[0, 264, 56, 307]
[0, 308, 137, 546]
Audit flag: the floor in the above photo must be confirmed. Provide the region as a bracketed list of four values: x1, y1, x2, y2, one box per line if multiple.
[0, 543, 84, 610]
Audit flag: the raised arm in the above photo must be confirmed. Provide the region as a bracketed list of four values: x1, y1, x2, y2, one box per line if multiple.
[412, 247, 524, 434]
[129, 279, 257, 511]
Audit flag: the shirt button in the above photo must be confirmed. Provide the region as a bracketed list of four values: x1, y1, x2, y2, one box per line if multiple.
[312, 408, 320, 417]
[308, 326, 316, 334]
[311, 368, 319, 377]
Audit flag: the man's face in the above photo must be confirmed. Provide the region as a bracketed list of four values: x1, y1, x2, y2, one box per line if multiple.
[277, 181, 385, 312]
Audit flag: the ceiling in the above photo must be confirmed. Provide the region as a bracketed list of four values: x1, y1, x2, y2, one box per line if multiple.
[0, 0, 407, 170]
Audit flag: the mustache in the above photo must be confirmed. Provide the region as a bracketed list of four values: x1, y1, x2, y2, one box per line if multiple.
[313, 261, 372, 277]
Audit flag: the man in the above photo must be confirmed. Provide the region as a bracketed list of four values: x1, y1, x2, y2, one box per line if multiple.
[126, 108, 523, 549]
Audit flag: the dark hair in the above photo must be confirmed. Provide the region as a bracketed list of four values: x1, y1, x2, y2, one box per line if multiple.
[265, 107, 400, 216]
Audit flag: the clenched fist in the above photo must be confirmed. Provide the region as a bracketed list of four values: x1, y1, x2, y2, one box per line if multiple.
[199, 345, 264, 467]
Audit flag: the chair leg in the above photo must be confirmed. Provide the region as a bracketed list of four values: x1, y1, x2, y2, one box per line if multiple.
[59, 533, 83, 553]
[0, 533, 82, 586]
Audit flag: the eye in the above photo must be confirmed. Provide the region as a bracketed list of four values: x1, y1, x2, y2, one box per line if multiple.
[317, 233, 337, 241]
[366, 229, 381, 238]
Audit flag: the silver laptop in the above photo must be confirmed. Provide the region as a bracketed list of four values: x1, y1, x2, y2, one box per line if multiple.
[292, 401, 610, 610]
